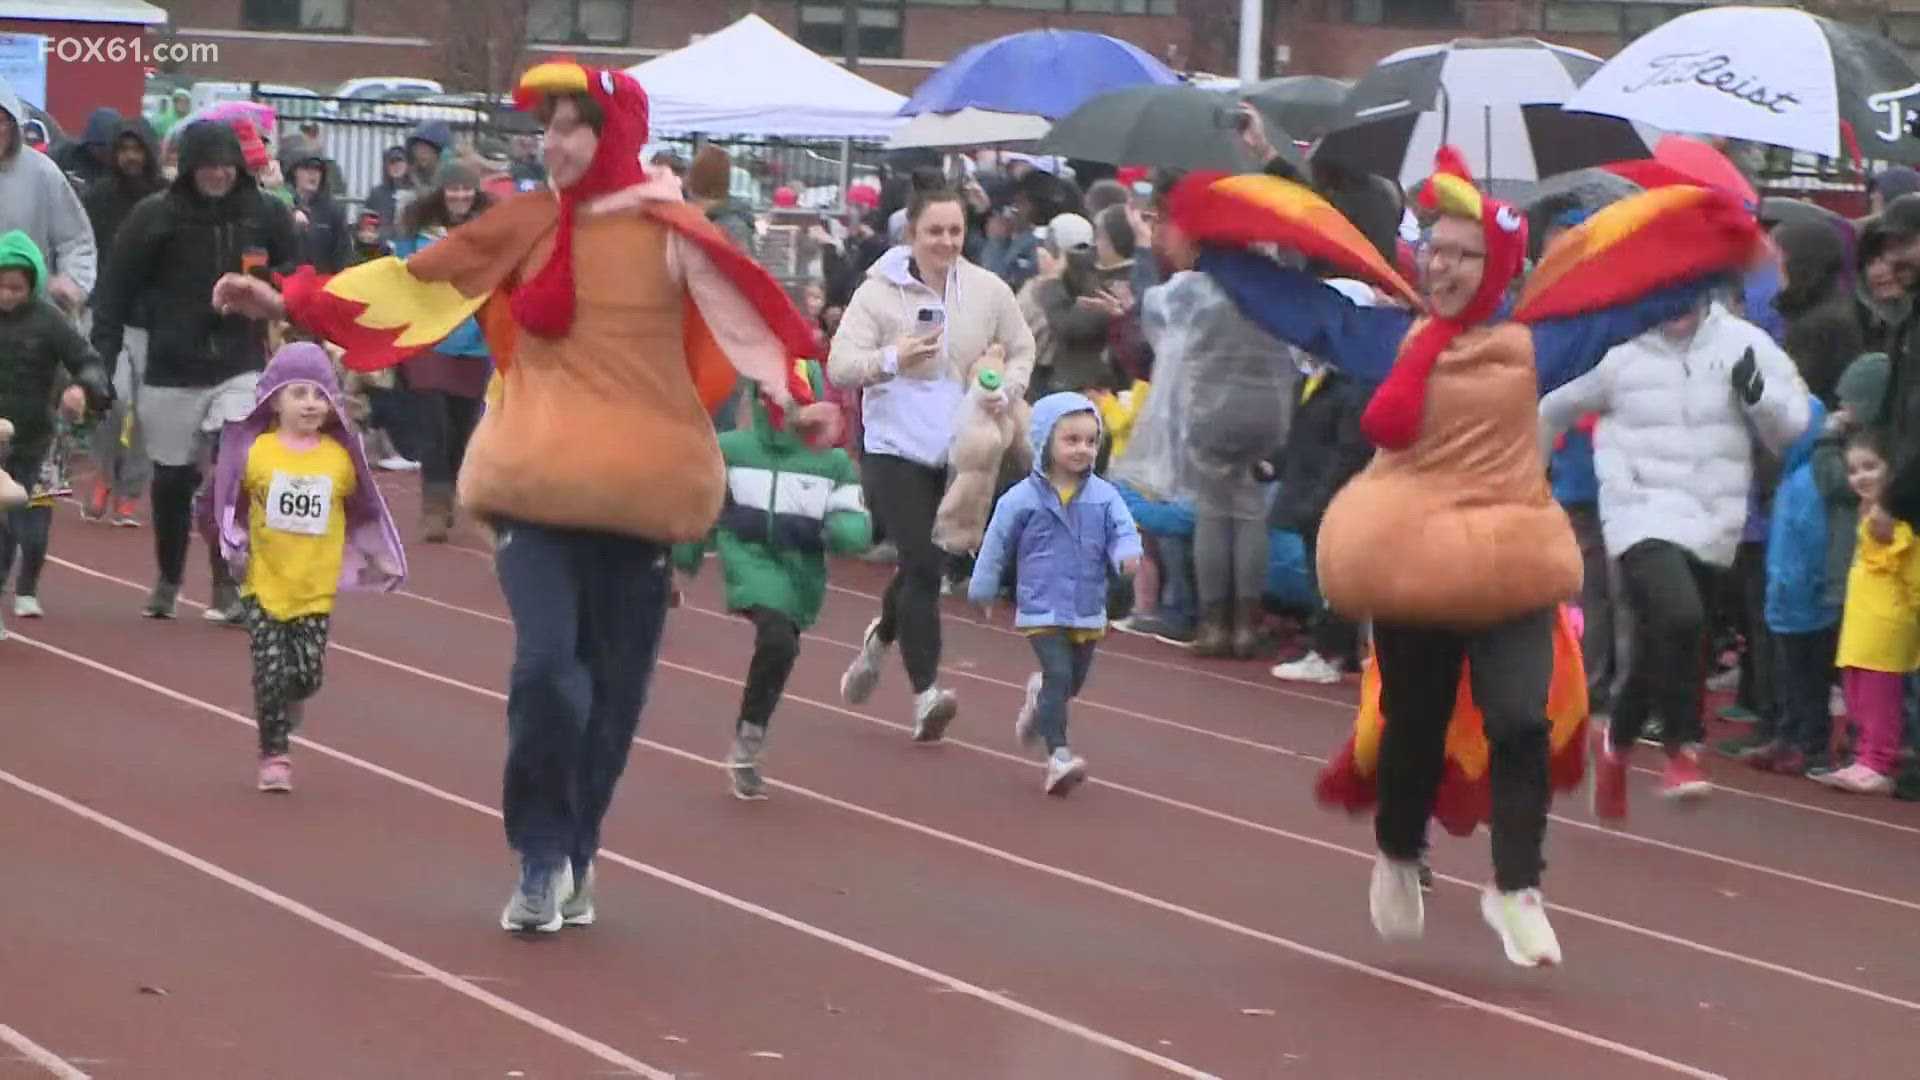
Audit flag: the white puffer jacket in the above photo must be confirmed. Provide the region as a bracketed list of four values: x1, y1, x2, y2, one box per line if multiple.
[1539, 303, 1811, 569]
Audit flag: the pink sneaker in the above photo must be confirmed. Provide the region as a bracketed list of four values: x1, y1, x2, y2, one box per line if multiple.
[257, 755, 292, 793]
[1659, 746, 1712, 801]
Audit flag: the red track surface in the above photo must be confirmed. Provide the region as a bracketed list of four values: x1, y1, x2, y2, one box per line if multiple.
[4, 476, 1918, 1078]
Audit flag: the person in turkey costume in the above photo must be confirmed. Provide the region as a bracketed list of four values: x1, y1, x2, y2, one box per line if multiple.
[1186, 150, 1763, 968]
[213, 63, 830, 933]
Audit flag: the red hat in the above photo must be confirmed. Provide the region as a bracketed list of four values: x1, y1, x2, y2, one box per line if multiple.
[233, 119, 271, 175]
[772, 186, 799, 208]
[847, 184, 879, 210]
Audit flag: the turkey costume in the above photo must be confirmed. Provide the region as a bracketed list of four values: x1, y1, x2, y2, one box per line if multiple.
[1186, 151, 1762, 967]
[255, 62, 825, 931]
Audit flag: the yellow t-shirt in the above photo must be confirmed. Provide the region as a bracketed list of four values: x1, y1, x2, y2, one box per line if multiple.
[243, 430, 357, 620]
[1837, 516, 1920, 674]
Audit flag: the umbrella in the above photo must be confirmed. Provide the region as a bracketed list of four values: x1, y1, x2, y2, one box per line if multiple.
[1563, 7, 1920, 164]
[1242, 75, 1351, 143]
[1759, 196, 1847, 231]
[900, 30, 1178, 120]
[168, 99, 278, 148]
[1315, 37, 1651, 195]
[886, 108, 1050, 151]
[1040, 84, 1298, 172]
[1512, 167, 1642, 256]
[1603, 135, 1759, 209]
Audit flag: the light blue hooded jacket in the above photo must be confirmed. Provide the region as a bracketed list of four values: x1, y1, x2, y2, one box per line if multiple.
[968, 392, 1142, 630]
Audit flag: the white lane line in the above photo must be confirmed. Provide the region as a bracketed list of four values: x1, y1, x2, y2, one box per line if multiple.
[8, 631, 1215, 1080]
[0, 766, 672, 1080]
[0, 1024, 91, 1079]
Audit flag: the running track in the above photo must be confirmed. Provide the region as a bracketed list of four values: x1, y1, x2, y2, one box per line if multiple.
[4, 477, 1918, 1079]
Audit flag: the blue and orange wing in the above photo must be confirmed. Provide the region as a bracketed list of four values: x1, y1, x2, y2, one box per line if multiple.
[1175, 173, 1422, 309]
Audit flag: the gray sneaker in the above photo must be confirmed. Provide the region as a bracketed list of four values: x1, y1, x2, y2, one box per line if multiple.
[203, 581, 246, 627]
[840, 618, 887, 705]
[729, 723, 769, 801]
[560, 863, 596, 927]
[142, 580, 179, 619]
[500, 857, 572, 933]
[911, 687, 958, 744]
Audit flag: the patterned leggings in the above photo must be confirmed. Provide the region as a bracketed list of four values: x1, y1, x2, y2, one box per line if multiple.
[244, 597, 330, 756]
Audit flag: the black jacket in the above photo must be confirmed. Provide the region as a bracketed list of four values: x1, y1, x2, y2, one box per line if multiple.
[90, 122, 297, 390]
[293, 186, 352, 274]
[53, 107, 119, 189]
[0, 299, 103, 477]
[79, 118, 166, 316]
[1267, 367, 1374, 535]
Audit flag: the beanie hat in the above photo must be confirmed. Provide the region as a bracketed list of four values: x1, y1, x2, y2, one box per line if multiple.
[433, 160, 480, 191]
[1837, 352, 1891, 420]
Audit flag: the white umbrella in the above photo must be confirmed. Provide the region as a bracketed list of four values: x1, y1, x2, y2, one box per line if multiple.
[886, 109, 1050, 150]
[1565, 7, 1920, 163]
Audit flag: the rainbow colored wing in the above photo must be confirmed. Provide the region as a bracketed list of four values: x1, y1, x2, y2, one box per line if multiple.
[1514, 185, 1761, 324]
[280, 260, 492, 373]
[1182, 174, 1422, 309]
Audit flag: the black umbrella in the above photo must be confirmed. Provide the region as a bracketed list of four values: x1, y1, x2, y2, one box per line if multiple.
[1242, 75, 1350, 143]
[1759, 196, 1847, 231]
[1040, 83, 1301, 173]
[1514, 167, 1642, 258]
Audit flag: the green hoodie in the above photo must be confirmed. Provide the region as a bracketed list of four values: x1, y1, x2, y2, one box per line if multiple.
[673, 361, 871, 628]
[1, 229, 100, 480]
[0, 228, 48, 297]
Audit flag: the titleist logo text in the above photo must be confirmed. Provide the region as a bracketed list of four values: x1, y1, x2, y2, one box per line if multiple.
[1623, 52, 1801, 114]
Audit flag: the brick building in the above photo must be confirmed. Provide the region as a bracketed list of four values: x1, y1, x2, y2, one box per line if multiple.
[148, 0, 1917, 99]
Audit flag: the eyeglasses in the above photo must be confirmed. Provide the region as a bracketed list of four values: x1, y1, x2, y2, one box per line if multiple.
[1423, 242, 1487, 268]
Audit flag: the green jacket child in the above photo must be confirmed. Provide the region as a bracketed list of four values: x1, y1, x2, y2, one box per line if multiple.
[674, 361, 872, 624]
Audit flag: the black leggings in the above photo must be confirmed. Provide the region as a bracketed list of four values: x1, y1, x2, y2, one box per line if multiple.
[1612, 539, 1717, 751]
[414, 390, 483, 487]
[1373, 608, 1555, 893]
[151, 463, 201, 587]
[862, 454, 947, 693]
[738, 608, 801, 733]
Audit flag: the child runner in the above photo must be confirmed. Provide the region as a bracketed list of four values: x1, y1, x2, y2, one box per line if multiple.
[0, 230, 111, 640]
[970, 392, 1141, 795]
[207, 343, 405, 791]
[2, 414, 77, 621]
[1820, 428, 1920, 795]
[673, 362, 870, 799]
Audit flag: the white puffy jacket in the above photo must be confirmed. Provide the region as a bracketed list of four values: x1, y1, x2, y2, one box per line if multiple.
[1539, 304, 1811, 568]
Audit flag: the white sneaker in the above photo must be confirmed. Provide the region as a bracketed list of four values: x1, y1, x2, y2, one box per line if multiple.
[911, 687, 958, 743]
[1044, 748, 1088, 795]
[1480, 886, 1563, 968]
[12, 595, 42, 619]
[1271, 651, 1342, 685]
[840, 617, 887, 705]
[376, 455, 421, 472]
[561, 863, 597, 927]
[1014, 673, 1043, 750]
[1368, 855, 1424, 942]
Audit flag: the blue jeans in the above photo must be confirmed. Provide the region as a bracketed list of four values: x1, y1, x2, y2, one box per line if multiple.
[494, 520, 670, 872]
[1029, 632, 1096, 753]
[1153, 533, 1197, 635]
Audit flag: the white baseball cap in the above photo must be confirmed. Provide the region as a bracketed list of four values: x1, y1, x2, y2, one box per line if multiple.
[1046, 213, 1095, 252]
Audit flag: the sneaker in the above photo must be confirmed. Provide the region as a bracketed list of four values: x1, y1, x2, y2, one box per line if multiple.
[500, 857, 573, 933]
[1590, 730, 1629, 822]
[728, 723, 769, 801]
[12, 595, 42, 619]
[1043, 748, 1088, 795]
[840, 618, 887, 705]
[376, 455, 421, 473]
[1714, 733, 1770, 760]
[142, 580, 178, 619]
[256, 755, 292, 793]
[911, 687, 958, 744]
[1768, 747, 1808, 776]
[1368, 855, 1424, 942]
[111, 499, 142, 527]
[1110, 615, 1152, 637]
[1121, 613, 1194, 647]
[80, 482, 109, 521]
[1480, 887, 1562, 968]
[1816, 763, 1895, 795]
[1660, 746, 1712, 800]
[560, 863, 597, 927]
[1271, 651, 1343, 685]
[1014, 673, 1042, 751]
[1418, 862, 1435, 893]
[1738, 740, 1786, 771]
[203, 583, 246, 627]
[1636, 720, 1665, 749]
[858, 541, 898, 564]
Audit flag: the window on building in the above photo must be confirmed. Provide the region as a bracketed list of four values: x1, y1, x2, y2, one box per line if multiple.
[1541, 2, 1619, 33]
[1346, 0, 1459, 28]
[797, 3, 904, 59]
[242, 0, 352, 32]
[528, 0, 633, 45]
[1622, 4, 1692, 35]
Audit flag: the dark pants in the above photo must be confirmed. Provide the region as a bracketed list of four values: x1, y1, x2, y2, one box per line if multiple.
[1732, 541, 1778, 727]
[367, 385, 420, 461]
[1612, 540, 1716, 751]
[1030, 632, 1097, 752]
[862, 454, 947, 693]
[150, 463, 200, 586]
[1373, 608, 1554, 893]
[0, 503, 51, 597]
[1565, 503, 1616, 710]
[1775, 627, 1838, 757]
[414, 390, 482, 488]
[1300, 528, 1358, 666]
[495, 520, 670, 874]
[738, 608, 801, 734]
[243, 597, 329, 756]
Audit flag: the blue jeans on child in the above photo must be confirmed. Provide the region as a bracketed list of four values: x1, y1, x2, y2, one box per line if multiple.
[1029, 633, 1096, 752]
[494, 520, 671, 876]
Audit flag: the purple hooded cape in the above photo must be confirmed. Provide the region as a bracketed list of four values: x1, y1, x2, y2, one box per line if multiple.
[202, 343, 407, 594]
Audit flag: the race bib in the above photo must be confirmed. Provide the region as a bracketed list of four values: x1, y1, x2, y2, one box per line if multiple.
[265, 471, 334, 536]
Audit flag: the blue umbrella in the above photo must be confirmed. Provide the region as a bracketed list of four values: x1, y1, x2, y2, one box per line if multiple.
[900, 30, 1178, 119]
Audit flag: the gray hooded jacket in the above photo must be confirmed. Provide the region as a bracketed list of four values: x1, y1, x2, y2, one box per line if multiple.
[0, 77, 97, 294]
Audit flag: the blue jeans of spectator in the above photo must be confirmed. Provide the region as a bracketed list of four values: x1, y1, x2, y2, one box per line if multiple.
[1029, 632, 1096, 753]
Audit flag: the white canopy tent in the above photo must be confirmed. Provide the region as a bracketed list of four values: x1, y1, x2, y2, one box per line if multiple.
[627, 14, 907, 139]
